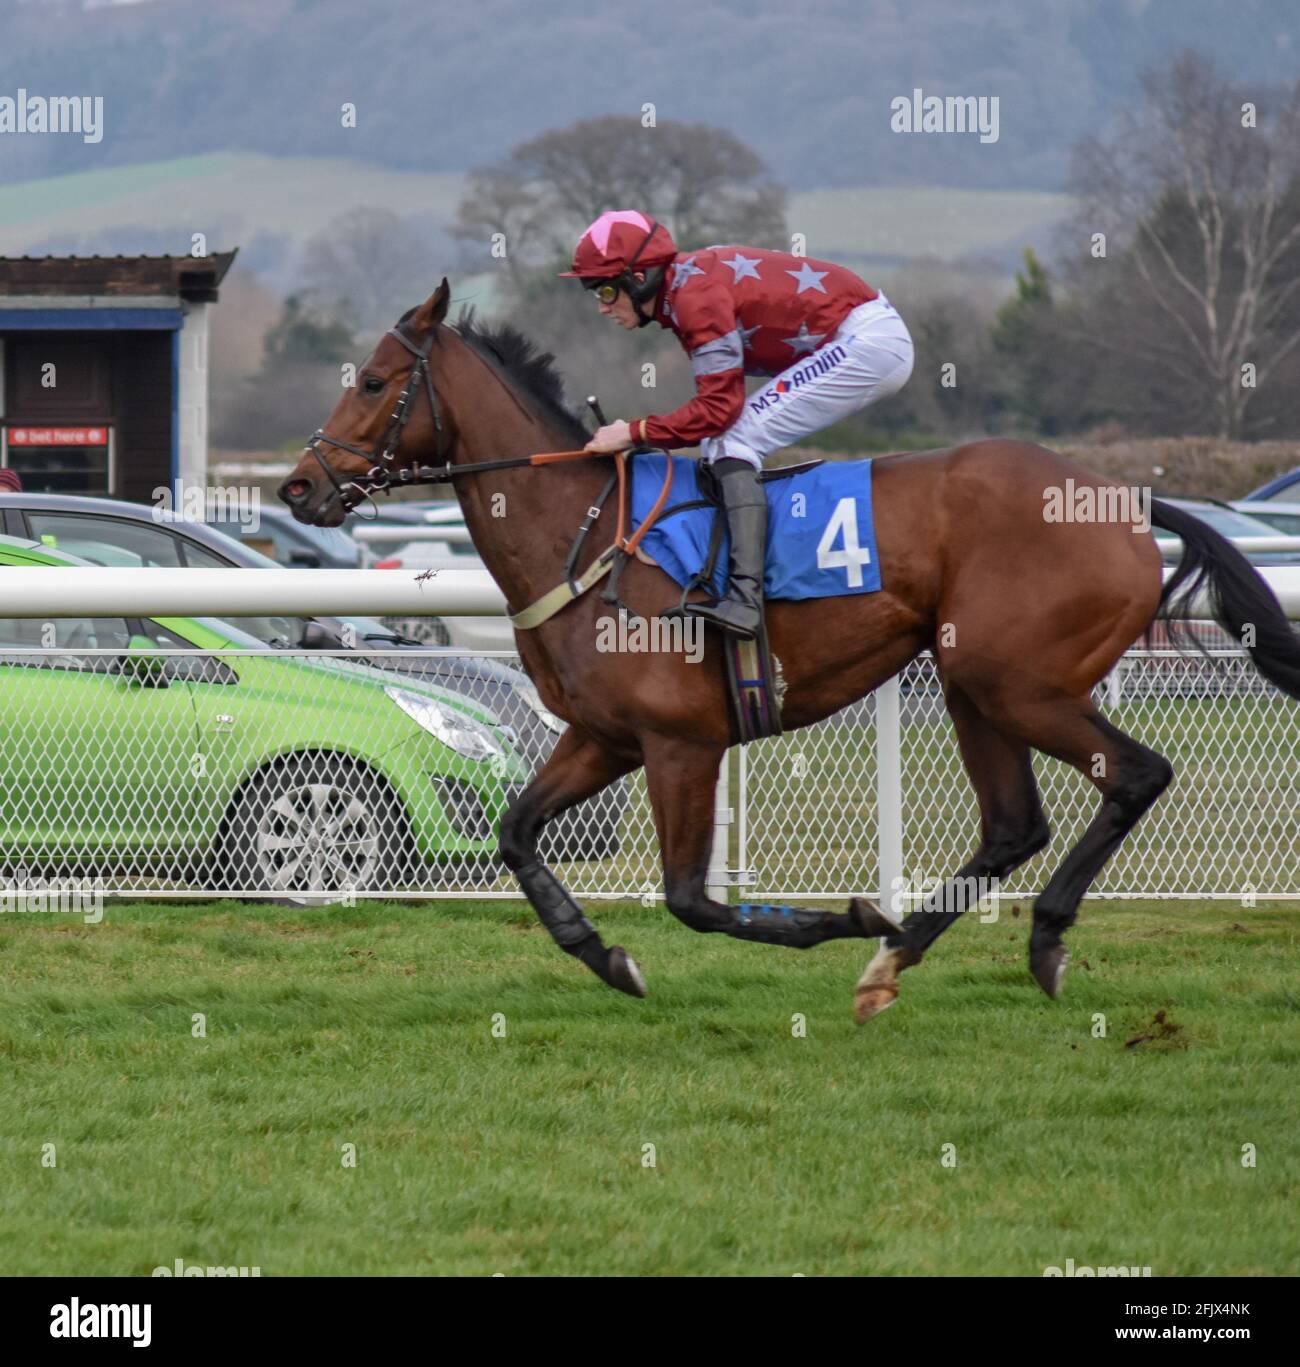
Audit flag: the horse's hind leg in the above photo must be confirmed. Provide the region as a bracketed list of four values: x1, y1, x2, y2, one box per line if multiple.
[641, 735, 900, 948]
[499, 725, 645, 996]
[1018, 706, 1172, 997]
[939, 685, 1173, 998]
[855, 683, 1051, 1022]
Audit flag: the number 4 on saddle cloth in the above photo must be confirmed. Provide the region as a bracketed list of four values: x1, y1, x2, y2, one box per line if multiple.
[626, 452, 883, 742]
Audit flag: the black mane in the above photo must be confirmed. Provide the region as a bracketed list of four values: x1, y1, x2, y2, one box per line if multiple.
[451, 307, 590, 446]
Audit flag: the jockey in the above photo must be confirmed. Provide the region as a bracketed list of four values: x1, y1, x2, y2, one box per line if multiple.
[562, 209, 914, 639]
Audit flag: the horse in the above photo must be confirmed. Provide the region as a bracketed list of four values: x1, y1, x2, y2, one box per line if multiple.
[278, 279, 1300, 1021]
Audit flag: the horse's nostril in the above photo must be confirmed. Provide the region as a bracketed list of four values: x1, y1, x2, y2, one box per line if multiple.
[280, 479, 310, 503]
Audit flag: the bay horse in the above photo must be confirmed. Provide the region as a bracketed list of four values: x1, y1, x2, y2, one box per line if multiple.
[279, 280, 1300, 1021]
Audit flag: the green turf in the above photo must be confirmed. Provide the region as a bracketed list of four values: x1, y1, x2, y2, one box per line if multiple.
[1, 896, 1296, 1276]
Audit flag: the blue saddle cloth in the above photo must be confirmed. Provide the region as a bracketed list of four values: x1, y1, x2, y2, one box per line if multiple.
[628, 453, 881, 601]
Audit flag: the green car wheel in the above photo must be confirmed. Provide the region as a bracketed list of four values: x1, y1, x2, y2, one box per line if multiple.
[215, 754, 414, 894]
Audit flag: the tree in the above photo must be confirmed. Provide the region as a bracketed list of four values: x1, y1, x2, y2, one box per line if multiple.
[1070, 51, 1300, 438]
[454, 115, 788, 280]
[993, 248, 1051, 353]
[448, 116, 788, 438]
[297, 208, 445, 333]
[262, 293, 353, 367]
[989, 248, 1106, 437]
[211, 293, 354, 451]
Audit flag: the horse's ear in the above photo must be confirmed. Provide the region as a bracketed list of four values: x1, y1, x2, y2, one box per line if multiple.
[411, 278, 451, 334]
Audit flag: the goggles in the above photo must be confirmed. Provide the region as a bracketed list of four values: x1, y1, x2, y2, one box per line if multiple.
[579, 220, 663, 309]
[585, 277, 624, 306]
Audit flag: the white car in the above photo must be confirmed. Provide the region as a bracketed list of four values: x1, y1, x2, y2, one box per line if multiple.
[1229, 499, 1300, 539]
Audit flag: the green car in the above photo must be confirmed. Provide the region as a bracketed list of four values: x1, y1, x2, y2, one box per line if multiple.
[0, 536, 529, 893]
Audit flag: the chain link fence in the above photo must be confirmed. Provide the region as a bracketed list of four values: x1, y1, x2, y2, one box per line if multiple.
[0, 638, 1294, 902]
[739, 650, 1297, 902]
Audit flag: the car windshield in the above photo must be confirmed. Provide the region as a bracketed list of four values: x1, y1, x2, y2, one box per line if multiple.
[184, 617, 274, 650]
[337, 615, 403, 642]
[165, 523, 399, 646]
[1247, 509, 1300, 533]
[204, 512, 359, 566]
[1258, 479, 1300, 503]
[186, 523, 281, 568]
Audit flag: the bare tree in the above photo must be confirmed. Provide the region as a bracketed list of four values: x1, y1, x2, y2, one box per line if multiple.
[1071, 52, 1300, 438]
[455, 114, 788, 275]
[297, 208, 446, 332]
[454, 167, 550, 293]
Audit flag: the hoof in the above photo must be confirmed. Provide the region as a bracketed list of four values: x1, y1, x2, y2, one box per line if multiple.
[605, 946, 647, 998]
[1030, 944, 1069, 999]
[848, 896, 902, 938]
[853, 982, 898, 1024]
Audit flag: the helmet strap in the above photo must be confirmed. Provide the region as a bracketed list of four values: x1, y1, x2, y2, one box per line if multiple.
[626, 264, 665, 326]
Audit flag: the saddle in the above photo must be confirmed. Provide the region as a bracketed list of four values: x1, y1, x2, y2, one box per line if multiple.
[613, 456, 823, 743]
[511, 450, 828, 744]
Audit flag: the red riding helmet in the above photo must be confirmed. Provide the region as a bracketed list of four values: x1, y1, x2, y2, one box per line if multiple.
[559, 210, 677, 279]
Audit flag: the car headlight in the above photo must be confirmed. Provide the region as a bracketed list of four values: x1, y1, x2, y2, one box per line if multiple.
[384, 686, 505, 761]
[517, 680, 566, 734]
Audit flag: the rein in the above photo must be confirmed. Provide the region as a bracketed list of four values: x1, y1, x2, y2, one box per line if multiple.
[304, 321, 675, 624]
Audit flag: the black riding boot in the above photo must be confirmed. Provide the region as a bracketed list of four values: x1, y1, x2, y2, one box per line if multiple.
[687, 459, 767, 640]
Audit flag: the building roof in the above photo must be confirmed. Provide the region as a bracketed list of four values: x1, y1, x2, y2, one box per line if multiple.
[0, 251, 238, 302]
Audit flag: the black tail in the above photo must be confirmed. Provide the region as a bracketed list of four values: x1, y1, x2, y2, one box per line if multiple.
[1150, 498, 1300, 701]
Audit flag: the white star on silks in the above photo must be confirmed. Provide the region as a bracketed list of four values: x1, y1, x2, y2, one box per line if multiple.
[671, 257, 706, 289]
[738, 321, 761, 349]
[782, 322, 826, 355]
[723, 253, 763, 284]
[785, 261, 829, 294]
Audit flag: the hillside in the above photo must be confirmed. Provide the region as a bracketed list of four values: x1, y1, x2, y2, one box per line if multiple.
[0, 154, 1071, 291]
[0, 0, 1295, 192]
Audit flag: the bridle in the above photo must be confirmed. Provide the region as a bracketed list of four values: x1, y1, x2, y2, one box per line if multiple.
[297, 312, 680, 629]
[304, 324, 448, 518]
[304, 321, 608, 517]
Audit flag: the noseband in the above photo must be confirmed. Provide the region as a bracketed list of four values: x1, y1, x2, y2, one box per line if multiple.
[304, 325, 447, 516]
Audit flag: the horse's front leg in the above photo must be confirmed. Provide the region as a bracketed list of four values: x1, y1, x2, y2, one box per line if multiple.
[498, 725, 646, 995]
[640, 735, 899, 948]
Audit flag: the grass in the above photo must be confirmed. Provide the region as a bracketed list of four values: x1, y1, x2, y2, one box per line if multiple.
[1, 896, 1296, 1276]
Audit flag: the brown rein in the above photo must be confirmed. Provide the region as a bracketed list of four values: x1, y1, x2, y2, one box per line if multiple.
[492, 445, 677, 630]
[529, 447, 674, 557]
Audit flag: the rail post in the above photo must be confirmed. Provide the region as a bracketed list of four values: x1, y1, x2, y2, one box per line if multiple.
[875, 675, 905, 911]
[707, 750, 731, 904]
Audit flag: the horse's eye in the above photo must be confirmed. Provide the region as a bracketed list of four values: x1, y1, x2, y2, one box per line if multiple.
[363, 376, 384, 395]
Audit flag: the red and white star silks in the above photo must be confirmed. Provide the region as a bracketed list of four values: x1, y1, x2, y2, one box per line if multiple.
[635, 246, 887, 450]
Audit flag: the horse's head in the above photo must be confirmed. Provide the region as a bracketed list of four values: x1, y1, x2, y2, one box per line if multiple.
[279, 279, 452, 527]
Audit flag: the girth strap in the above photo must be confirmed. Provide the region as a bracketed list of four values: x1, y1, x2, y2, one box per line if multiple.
[511, 449, 675, 630]
[511, 547, 618, 630]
